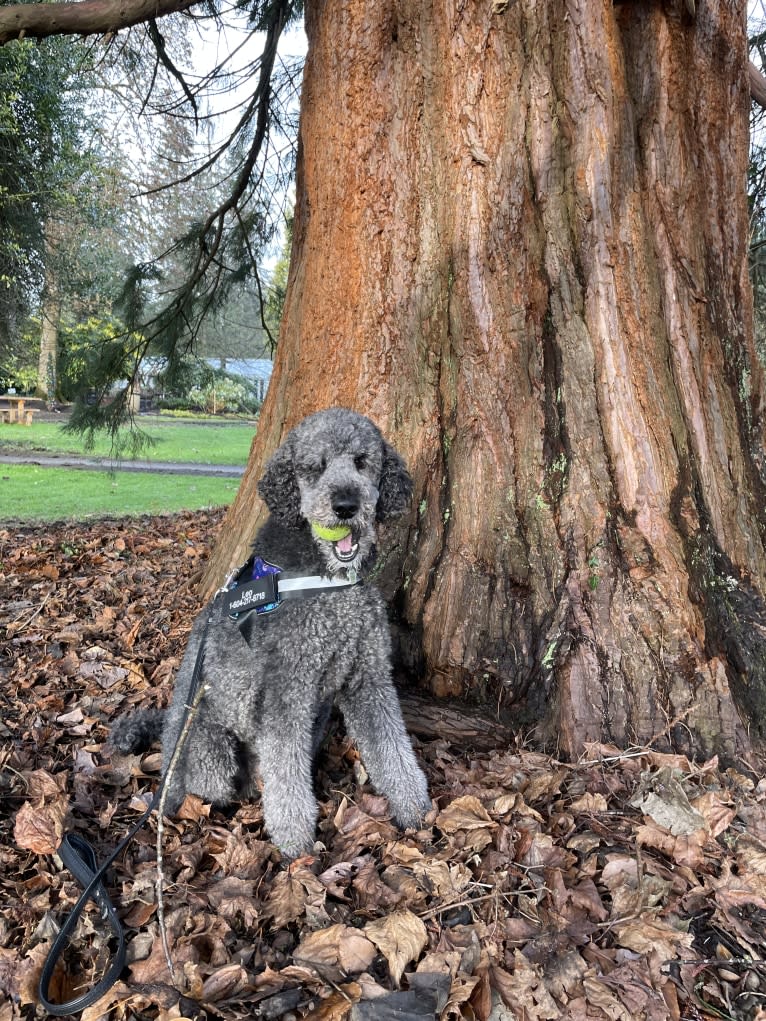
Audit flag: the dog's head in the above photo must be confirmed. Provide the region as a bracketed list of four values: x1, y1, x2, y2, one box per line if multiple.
[258, 408, 413, 575]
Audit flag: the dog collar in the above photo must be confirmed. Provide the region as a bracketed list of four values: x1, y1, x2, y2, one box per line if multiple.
[224, 555, 360, 619]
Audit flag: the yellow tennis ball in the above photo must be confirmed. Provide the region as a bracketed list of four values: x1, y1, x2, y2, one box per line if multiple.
[311, 522, 352, 542]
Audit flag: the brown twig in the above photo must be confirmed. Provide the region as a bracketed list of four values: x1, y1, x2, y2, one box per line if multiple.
[7, 591, 52, 635]
[155, 680, 209, 987]
[418, 889, 510, 922]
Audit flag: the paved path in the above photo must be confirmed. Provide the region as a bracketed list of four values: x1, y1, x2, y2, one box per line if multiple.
[0, 453, 244, 478]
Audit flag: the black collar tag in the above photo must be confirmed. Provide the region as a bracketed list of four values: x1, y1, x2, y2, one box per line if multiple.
[224, 572, 279, 617]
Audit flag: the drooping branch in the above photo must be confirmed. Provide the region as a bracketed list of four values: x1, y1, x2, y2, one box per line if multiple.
[63, 0, 297, 441]
[146, 19, 198, 120]
[751, 60, 766, 110]
[152, 1, 294, 311]
[0, 0, 207, 46]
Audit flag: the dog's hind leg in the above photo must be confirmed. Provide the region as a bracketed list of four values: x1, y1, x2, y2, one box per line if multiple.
[110, 708, 164, 754]
[163, 721, 251, 812]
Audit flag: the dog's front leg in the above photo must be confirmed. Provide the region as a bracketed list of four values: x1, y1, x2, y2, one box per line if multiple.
[337, 668, 430, 831]
[256, 690, 319, 858]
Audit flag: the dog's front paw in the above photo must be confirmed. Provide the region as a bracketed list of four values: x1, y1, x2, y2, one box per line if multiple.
[269, 827, 316, 861]
[391, 796, 432, 831]
[262, 797, 318, 861]
[388, 768, 431, 830]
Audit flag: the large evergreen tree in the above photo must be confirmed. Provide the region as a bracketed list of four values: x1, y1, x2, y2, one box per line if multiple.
[206, 0, 766, 765]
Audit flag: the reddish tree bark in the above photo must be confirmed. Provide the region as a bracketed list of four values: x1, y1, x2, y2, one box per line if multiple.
[204, 0, 766, 766]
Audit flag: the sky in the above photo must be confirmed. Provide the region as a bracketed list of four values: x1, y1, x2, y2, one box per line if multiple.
[189, 10, 307, 144]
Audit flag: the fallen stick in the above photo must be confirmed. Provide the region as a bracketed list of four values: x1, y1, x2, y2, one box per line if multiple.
[155, 680, 210, 986]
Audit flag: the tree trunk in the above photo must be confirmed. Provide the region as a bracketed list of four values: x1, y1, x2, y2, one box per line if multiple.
[37, 240, 60, 401]
[203, 0, 766, 764]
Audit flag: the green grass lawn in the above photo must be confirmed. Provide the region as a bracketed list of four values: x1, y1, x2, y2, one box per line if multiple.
[0, 418, 255, 465]
[0, 465, 240, 522]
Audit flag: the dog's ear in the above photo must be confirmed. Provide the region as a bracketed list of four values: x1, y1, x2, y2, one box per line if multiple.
[258, 440, 303, 526]
[376, 441, 413, 521]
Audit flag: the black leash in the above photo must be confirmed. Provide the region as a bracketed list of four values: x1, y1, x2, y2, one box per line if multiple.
[38, 595, 218, 1015]
[38, 818, 150, 1014]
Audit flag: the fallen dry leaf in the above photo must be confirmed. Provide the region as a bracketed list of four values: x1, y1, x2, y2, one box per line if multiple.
[436, 795, 495, 833]
[294, 923, 376, 982]
[412, 858, 471, 899]
[691, 790, 736, 839]
[582, 974, 635, 1021]
[333, 796, 397, 856]
[200, 963, 253, 1002]
[79, 982, 142, 1021]
[23, 768, 67, 801]
[351, 857, 404, 910]
[435, 795, 497, 852]
[491, 954, 560, 1020]
[569, 792, 608, 814]
[268, 865, 328, 929]
[205, 876, 260, 928]
[614, 917, 694, 961]
[630, 767, 706, 836]
[364, 908, 427, 985]
[13, 797, 68, 855]
[300, 984, 361, 1020]
[211, 827, 273, 879]
[635, 820, 708, 869]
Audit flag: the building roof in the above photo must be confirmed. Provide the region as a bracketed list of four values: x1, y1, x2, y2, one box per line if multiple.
[206, 358, 274, 382]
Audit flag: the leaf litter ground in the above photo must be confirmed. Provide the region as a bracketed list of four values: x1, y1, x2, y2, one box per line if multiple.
[2, 510, 766, 1020]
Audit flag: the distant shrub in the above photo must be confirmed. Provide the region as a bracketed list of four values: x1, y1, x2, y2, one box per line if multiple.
[154, 396, 191, 412]
[151, 357, 261, 415]
[186, 378, 250, 414]
[156, 407, 216, 419]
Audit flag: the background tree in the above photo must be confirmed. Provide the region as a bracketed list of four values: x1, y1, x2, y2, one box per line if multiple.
[0, 3, 290, 402]
[263, 205, 293, 342]
[0, 33, 87, 377]
[0, 26, 158, 395]
[67, 0, 301, 436]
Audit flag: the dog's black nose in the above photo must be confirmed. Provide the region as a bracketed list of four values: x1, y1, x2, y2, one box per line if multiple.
[332, 489, 359, 519]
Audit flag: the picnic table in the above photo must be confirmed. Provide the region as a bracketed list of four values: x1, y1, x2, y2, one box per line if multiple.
[0, 395, 35, 425]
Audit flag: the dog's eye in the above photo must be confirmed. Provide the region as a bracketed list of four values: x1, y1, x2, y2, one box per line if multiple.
[298, 457, 325, 480]
[354, 454, 366, 470]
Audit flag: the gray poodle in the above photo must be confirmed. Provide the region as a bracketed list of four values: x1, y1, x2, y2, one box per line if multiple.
[111, 408, 430, 857]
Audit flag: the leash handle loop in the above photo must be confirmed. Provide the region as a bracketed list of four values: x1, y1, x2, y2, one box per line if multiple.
[37, 813, 151, 1015]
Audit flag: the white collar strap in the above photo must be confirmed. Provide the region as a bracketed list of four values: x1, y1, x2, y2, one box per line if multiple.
[224, 556, 360, 619]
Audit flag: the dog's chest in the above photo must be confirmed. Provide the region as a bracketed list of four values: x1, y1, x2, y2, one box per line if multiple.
[238, 587, 386, 688]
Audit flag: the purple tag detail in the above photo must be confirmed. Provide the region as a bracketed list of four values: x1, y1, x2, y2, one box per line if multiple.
[227, 557, 282, 617]
[250, 557, 281, 581]
[250, 558, 281, 612]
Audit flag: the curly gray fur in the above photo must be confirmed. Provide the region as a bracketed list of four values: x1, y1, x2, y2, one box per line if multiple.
[111, 408, 430, 857]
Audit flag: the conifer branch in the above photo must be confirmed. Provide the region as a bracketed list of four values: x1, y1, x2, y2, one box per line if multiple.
[0, 0, 207, 46]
